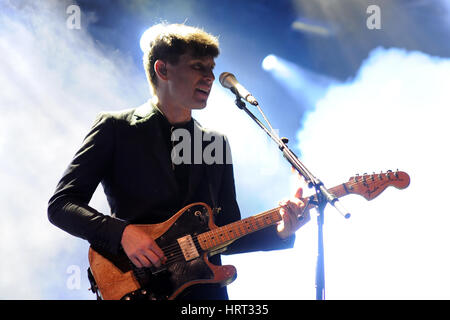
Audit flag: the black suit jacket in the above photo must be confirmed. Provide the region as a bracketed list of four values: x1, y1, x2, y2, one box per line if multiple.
[48, 101, 295, 299]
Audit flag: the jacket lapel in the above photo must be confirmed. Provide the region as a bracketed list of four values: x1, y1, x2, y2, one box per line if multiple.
[132, 101, 179, 196]
[181, 121, 205, 205]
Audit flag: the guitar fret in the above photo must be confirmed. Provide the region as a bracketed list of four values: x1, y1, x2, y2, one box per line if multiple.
[199, 208, 283, 251]
[238, 222, 246, 235]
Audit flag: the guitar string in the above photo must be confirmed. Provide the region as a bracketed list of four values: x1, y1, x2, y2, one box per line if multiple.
[158, 215, 279, 258]
[167, 237, 203, 265]
[130, 215, 281, 268]
[159, 177, 399, 254]
[149, 175, 405, 264]
[131, 221, 278, 270]
[132, 175, 406, 274]
[306, 175, 404, 198]
[154, 238, 202, 266]
[335, 175, 403, 189]
[160, 211, 280, 255]
[158, 224, 254, 257]
[159, 217, 281, 267]
[166, 237, 201, 264]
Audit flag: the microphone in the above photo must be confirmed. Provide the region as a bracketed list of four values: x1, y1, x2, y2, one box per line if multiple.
[219, 72, 259, 106]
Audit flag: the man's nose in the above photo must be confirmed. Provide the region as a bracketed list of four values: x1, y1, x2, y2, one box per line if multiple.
[204, 69, 215, 83]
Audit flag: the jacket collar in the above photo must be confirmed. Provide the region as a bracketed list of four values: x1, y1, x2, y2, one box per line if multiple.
[132, 100, 157, 123]
[133, 99, 202, 129]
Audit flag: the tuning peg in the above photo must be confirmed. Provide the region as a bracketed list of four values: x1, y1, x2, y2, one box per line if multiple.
[362, 173, 369, 186]
[387, 169, 393, 179]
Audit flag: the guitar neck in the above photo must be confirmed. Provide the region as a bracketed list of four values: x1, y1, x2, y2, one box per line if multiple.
[197, 207, 282, 251]
[197, 183, 350, 252]
[196, 170, 411, 253]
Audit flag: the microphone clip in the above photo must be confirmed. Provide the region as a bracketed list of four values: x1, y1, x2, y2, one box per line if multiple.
[234, 95, 246, 110]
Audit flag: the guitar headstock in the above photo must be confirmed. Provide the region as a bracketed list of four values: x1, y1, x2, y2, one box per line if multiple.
[345, 170, 410, 200]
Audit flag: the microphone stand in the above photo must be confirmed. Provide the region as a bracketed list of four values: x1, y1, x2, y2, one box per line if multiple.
[232, 96, 350, 300]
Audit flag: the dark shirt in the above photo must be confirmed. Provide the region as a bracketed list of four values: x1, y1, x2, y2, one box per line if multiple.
[159, 114, 194, 203]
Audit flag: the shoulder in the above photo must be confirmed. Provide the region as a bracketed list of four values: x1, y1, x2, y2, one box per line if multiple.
[94, 108, 136, 124]
[93, 101, 155, 127]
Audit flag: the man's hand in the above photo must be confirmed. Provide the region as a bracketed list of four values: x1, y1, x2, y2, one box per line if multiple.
[121, 225, 167, 268]
[277, 187, 310, 239]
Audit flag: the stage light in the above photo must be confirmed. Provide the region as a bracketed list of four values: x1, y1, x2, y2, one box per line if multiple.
[291, 18, 332, 37]
[262, 54, 278, 71]
[261, 54, 337, 108]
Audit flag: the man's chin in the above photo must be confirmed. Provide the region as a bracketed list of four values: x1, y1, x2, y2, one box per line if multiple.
[192, 102, 208, 110]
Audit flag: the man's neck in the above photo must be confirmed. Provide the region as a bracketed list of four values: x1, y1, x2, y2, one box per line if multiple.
[152, 96, 192, 125]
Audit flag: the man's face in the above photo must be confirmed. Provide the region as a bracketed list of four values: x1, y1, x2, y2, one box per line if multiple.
[165, 52, 215, 111]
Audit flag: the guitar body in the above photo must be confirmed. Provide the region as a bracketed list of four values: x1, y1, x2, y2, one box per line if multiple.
[88, 202, 236, 300]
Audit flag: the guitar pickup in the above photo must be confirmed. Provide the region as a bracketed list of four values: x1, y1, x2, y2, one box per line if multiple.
[177, 235, 200, 261]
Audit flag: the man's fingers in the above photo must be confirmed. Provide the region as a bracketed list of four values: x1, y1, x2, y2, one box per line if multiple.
[277, 208, 289, 234]
[150, 243, 166, 262]
[144, 249, 163, 268]
[282, 199, 309, 228]
[294, 187, 303, 200]
[279, 208, 289, 225]
[277, 190, 310, 239]
[283, 199, 305, 217]
[131, 249, 163, 269]
[121, 224, 168, 268]
[144, 240, 167, 265]
[130, 256, 143, 268]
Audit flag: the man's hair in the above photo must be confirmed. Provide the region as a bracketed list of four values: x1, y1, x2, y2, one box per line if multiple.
[142, 23, 220, 94]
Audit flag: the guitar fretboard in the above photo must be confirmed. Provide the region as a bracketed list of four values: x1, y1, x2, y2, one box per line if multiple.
[196, 183, 350, 252]
[197, 208, 282, 251]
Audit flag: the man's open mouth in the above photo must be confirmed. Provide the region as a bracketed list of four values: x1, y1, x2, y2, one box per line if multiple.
[196, 88, 210, 94]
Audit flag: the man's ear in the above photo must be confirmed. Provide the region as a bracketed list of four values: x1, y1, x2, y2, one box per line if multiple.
[154, 60, 168, 80]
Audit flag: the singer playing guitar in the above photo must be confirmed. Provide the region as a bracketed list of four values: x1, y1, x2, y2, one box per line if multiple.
[48, 23, 309, 300]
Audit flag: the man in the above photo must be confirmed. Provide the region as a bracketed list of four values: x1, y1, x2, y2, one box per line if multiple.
[48, 23, 309, 300]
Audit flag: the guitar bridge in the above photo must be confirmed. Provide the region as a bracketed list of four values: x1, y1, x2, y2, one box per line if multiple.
[177, 234, 200, 261]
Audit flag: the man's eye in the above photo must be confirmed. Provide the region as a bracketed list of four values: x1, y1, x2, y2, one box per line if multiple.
[192, 63, 214, 73]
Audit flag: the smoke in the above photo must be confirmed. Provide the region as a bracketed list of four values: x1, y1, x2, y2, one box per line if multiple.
[220, 46, 450, 300]
[292, 47, 449, 299]
[0, 1, 147, 298]
[294, 47, 450, 299]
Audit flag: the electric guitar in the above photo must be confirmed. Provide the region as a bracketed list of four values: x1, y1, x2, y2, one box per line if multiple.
[88, 170, 410, 300]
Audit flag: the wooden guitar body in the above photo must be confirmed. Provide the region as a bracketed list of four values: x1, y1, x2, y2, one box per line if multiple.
[88, 202, 236, 300]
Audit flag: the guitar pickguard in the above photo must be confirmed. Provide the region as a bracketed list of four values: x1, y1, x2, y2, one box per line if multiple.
[131, 204, 215, 299]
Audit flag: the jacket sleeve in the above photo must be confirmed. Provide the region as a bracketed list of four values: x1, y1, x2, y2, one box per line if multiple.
[47, 113, 128, 254]
[215, 137, 295, 255]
